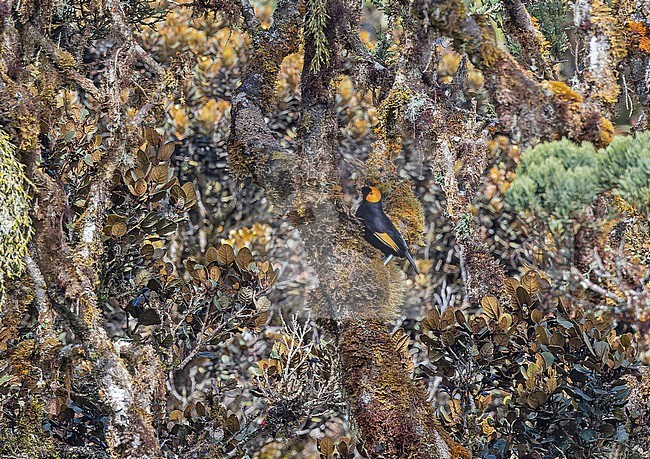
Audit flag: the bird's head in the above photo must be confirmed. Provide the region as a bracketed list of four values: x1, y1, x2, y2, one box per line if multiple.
[361, 186, 382, 203]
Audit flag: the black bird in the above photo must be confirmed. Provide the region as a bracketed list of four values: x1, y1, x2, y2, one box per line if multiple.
[355, 186, 419, 274]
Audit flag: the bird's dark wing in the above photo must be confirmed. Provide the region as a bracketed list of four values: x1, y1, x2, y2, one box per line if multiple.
[372, 216, 410, 259]
[373, 231, 401, 253]
[357, 201, 411, 257]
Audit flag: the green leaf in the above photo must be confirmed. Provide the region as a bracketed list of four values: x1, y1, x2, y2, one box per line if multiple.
[579, 428, 597, 443]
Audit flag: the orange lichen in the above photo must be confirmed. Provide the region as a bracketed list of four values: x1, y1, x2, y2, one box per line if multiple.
[10, 339, 36, 376]
[628, 21, 648, 35]
[542, 80, 583, 103]
[627, 21, 650, 54]
[641, 37, 650, 54]
[529, 16, 552, 63]
[437, 50, 461, 84]
[598, 116, 615, 146]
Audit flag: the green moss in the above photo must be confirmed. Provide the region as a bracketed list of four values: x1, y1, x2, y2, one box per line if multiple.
[384, 182, 425, 245]
[528, 0, 569, 60]
[375, 88, 412, 139]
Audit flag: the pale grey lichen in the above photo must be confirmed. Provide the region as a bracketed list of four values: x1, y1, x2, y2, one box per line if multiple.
[588, 36, 610, 78]
[573, 0, 591, 26]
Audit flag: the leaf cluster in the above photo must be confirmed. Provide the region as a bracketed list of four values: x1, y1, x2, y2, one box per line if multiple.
[100, 129, 195, 311]
[317, 435, 357, 459]
[419, 271, 637, 458]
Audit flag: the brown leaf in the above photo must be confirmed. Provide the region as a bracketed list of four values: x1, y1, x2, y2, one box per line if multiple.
[217, 244, 235, 266]
[208, 264, 221, 281]
[134, 178, 148, 197]
[224, 413, 239, 434]
[536, 325, 549, 345]
[181, 182, 197, 208]
[111, 221, 127, 237]
[521, 271, 539, 294]
[480, 341, 494, 358]
[493, 332, 509, 346]
[454, 309, 467, 325]
[206, 246, 218, 263]
[505, 277, 520, 298]
[157, 141, 175, 161]
[550, 332, 565, 347]
[530, 309, 542, 323]
[318, 436, 335, 455]
[481, 295, 500, 319]
[516, 286, 532, 307]
[498, 313, 513, 330]
[422, 309, 441, 332]
[255, 311, 269, 328]
[151, 164, 169, 184]
[144, 127, 161, 148]
[235, 246, 254, 271]
[527, 391, 548, 408]
[141, 243, 155, 258]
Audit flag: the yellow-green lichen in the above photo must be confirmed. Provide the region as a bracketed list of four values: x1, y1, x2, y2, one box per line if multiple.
[584, 0, 628, 104]
[0, 398, 60, 458]
[366, 88, 413, 182]
[374, 87, 412, 140]
[0, 129, 34, 297]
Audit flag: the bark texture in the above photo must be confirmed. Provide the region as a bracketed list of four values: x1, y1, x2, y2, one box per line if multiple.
[1, 0, 166, 456]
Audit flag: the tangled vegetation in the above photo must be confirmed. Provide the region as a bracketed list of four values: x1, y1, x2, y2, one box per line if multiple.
[0, 130, 33, 292]
[0, 0, 649, 457]
[422, 271, 636, 457]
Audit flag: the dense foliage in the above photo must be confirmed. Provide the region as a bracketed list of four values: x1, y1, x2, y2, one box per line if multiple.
[0, 0, 649, 457]
[508, 133, 650, 219]
[422, 271, 636, 458]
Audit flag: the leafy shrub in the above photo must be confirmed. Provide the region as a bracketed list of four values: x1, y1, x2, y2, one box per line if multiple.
[507, 132, 650, 219]
[599, 133, 650, 214]
[507, 139, 599, 219]
[419, 271, 637, 458]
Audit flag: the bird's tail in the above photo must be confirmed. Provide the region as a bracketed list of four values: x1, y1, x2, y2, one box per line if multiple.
[405, 250, 419, 274]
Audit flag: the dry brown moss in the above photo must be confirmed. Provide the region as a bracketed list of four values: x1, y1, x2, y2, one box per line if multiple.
[340, 318, 468, 458]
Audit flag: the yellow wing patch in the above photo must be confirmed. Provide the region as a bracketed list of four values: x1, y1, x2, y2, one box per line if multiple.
[374, 232, 399, 252]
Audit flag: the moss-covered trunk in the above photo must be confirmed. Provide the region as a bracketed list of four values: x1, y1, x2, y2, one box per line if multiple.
[229, 0, 467, 457]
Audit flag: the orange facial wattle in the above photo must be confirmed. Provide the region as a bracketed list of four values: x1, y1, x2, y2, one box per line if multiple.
[366, 187, 381, 203]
